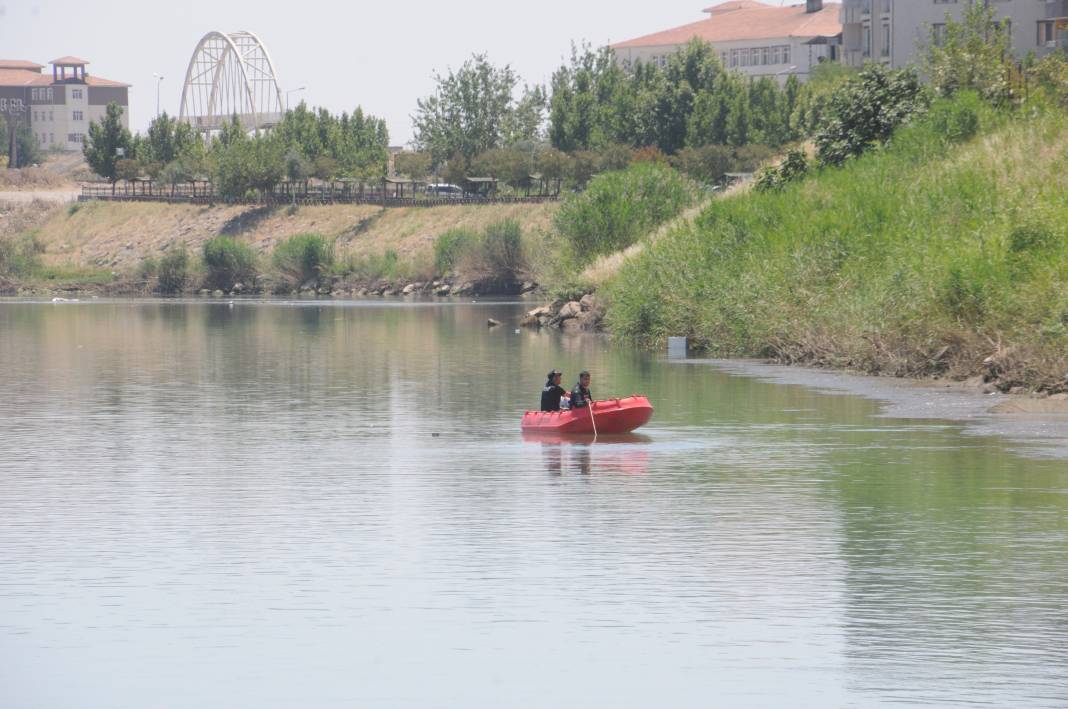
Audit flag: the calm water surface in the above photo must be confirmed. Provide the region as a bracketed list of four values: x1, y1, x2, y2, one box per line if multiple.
[1, 299, 1066, 708]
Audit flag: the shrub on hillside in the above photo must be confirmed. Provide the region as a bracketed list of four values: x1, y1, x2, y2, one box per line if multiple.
[157, 245, 189, 294]
[433, 221, 527, 280]
[814, 64, 928, 167]
[434, 228, 477, 274]
[555, 162, 698, 262]
[0, 233, 43, 277]
[754, 150, 809, 192]
[272, 233, 334, 287]
[203, 236, 258, 290]
[926, 92, 981, 144]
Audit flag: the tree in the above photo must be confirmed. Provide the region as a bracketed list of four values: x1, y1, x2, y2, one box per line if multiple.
[12, 122, 42, 168]
[83, 102, 134, 191]
[413, 54, 520, 166]
[502, 85, 547, 145]
[924, 3, 1013, 104]
[814, 64, 927, 167]
[394, 151, 432, 180]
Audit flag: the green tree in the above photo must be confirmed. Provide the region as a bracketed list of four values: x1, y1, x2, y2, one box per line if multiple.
[413, 54, 520, 166]
[814, 64, 927, 167]
[924, 3, 1013, 104]
[83, 102, 134, 190]
[12, 122, 43, 168]
[394, 151, 432, 180]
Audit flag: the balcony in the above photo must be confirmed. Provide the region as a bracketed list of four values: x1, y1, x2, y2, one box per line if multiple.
[1046, 0, 1068, 20]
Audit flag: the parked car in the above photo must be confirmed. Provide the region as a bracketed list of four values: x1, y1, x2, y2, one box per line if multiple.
[425, 183, 464, 198]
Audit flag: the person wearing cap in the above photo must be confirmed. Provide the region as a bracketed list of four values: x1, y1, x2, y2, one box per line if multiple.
[540, 370, 570, 412]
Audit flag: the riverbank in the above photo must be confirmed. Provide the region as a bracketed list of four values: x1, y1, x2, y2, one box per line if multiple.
[599, 99, 1068, 395]
[0, 198, 559, 296]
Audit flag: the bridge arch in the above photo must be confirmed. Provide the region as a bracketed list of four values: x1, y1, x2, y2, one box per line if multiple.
[178, 31, 284, 133]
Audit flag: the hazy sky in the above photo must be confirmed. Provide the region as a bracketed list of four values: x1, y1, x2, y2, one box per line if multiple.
[0, 0, 763, 144]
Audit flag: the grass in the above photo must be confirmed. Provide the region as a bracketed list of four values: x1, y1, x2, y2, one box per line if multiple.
[603, 94, 1068, 391]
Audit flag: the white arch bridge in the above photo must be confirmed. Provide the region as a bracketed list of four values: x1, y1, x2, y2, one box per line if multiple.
[178, 31, 285, 134]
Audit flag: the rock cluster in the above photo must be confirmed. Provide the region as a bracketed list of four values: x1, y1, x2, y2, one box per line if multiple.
[521, 293, 604, 333]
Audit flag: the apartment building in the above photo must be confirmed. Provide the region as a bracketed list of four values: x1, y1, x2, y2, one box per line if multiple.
[0, 56, 130, 153]
[841, 0, 1067, 69]
[611, 1, 843, 83]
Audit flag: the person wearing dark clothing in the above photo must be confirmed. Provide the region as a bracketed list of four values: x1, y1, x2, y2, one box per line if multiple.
[540, 370, 569, 412]
[570, 370, 593, 409]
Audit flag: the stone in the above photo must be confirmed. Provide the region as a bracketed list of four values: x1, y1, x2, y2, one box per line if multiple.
[487, 318, 501, 328]
[318, 287, 332, 295]
[519, 314, 541, 328]
[1009, 386, 1027, 395]
[520, 281, 537, 294]
[527, 305, 552, 319]
[579, 293, 596, 312]
[402, 283, 416, 295]
[435, 284, 451, 296]
[561, 318, 583, 333]
[1050, 393, 1068, 401]
[231, 282, 244, 293]
[558, 301, 582, 319]
[212, 289, 224, 297]
[300, 279, 317, 291]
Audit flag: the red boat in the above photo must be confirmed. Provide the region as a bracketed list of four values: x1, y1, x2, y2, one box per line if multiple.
[521, 395, 654, 435]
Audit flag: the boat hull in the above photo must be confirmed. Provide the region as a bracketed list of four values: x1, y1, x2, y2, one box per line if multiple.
[521, 396, 653, 435]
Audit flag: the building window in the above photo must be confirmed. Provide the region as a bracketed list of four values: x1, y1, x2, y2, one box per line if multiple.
[730, 49, 739, 67]
[72, 89, 83, 99]
[68, 133, 84, 143]
[863, 27, 872, 57]
[49, 133, 54, 144]
[46, 88, 53, 101]
[1039, 21, 1055, 45]
[49, 111, 53, 121]
[881, 0, 890, 12]
[882, 23, 891, 56]
[73, 110, 84, 121]
[932, 23, 947, 47]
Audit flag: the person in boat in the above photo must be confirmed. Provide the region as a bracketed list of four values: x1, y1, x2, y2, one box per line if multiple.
[570, 371, 593, 409]
[540, 370, 570, 412]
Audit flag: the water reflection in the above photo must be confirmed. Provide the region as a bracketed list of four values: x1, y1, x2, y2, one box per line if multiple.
[1, 299, 1067, 709]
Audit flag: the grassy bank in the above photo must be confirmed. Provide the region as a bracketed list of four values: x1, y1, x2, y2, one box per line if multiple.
[603, 98, 1068, 391]
[0, 199, 559, 294]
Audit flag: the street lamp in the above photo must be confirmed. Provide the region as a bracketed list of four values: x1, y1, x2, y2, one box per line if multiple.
[152, 73, 164, 117]
[286, 87, 306, 112]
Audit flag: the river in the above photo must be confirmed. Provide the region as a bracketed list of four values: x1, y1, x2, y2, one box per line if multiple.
[1, 299, 1066, 708]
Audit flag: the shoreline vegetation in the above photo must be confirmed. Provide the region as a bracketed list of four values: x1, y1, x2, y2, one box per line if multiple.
[5, 7, 1068, 396]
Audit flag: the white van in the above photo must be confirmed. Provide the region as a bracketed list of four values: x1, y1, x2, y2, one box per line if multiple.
[425, 183, 464, 198]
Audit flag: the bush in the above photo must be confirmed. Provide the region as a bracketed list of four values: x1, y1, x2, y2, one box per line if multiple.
[555, 162, 698, 263]
[434, 221, 527, 280]
[272, 233, 334, 286]
[342, 249, 400, 280]
[203, 236, 258, 290]
[434, 228, 477, 274]
[926, 92, 981, 144]
[0, 233, 43, 277]
[755, 150, 809, 192]
[157, 245, 189, 294]
[815, 64, 928, 167]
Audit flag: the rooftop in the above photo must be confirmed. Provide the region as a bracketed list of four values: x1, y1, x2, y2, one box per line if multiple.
[0, 59, 45, 72]
[612, 1, 842, 49]
[50, 56, 90, 66]
[0, 67, 130, 89]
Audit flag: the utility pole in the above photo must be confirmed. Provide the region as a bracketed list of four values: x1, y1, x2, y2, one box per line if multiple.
[153, 74, 165, 118]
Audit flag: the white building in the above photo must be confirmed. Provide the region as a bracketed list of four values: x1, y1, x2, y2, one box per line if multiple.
[840, 0, 1067, 69]
[611, 1, 843, 82]
[0, 56, 130, 153]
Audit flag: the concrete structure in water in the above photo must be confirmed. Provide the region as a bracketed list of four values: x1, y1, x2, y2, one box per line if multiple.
[611, 1, 843, 82]
[840, 0, 1068, 69]
[0, 57, 130, 154]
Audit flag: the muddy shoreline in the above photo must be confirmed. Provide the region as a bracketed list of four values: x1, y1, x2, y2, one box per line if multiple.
[678, 359, 1068, 460]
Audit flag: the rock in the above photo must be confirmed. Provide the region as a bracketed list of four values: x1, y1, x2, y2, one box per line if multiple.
[963, 375, 985, 389]
[435, 284, 451, 296]
[402, 283, 417, 295]
[520, 281, 537, 294]
[198, 289, 211, 296]
[561, 318, 583, 333]
[487, 318, 501, 328]
[1050, 393, 1068, 401]
[981, 383, 1000, 395]
[1009, 386, 1027, 395]
[558, 301, 582, 319]
[212, 289, 224, 297]
[579, 293, 596, 312]
[356, 288, 368, 297]
[331, 290, 345, 297]
[317, 287, 332, 295]
[300, 279, 317, 291]
[519, 314, 541, 328]
[381, 288, 395, 296]
[231, 282, 244, 293]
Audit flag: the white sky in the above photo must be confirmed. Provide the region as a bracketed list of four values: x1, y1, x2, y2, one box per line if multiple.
[0, 0, 768, 144]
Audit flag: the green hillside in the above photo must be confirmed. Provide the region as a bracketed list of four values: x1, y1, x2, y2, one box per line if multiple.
[604, 97, 1068, 391]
